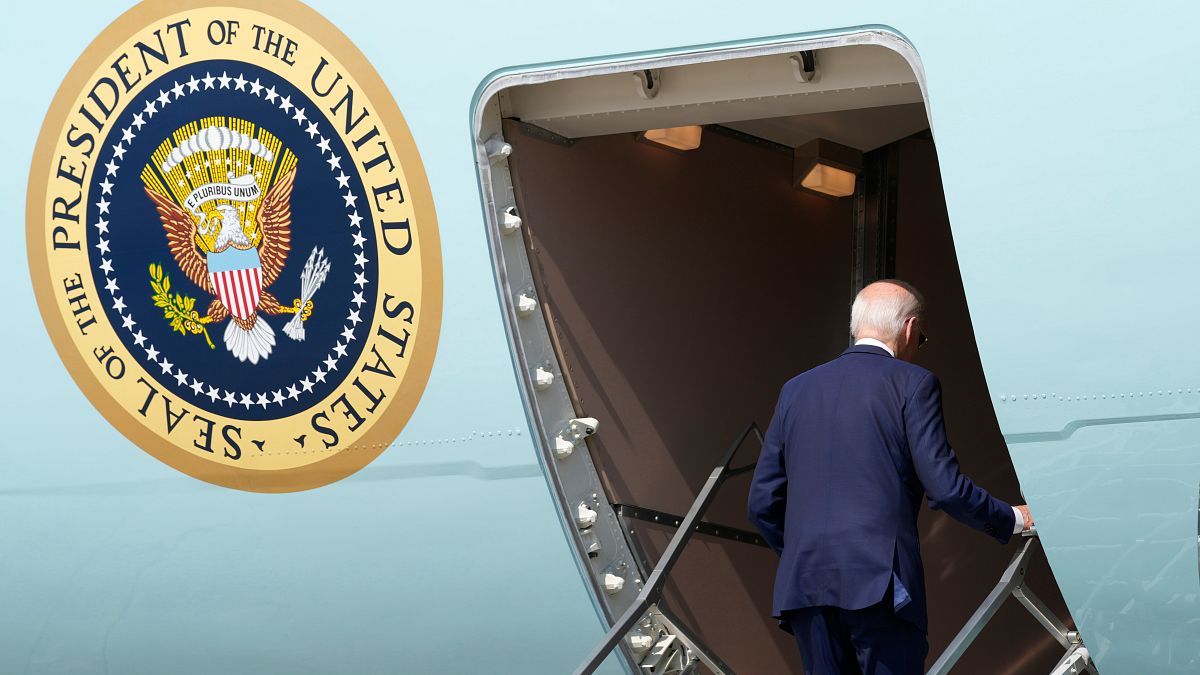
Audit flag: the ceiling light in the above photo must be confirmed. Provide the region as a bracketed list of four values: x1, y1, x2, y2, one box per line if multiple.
[794, 138, 862, 198]
[641, 125, 702, 151]
[801, 164, 857, 198]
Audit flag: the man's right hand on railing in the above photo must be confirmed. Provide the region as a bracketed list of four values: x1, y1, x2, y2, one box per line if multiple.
[1016, 504, 1034, 532]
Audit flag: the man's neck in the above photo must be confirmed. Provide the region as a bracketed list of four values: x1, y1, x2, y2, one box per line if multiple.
[854, 337, 895, 357]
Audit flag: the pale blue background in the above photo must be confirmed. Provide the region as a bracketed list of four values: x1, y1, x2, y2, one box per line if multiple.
[3, 2, 1199, 673]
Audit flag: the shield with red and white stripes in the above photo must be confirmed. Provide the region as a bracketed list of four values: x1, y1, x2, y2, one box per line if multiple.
[207, 247, 264, 322]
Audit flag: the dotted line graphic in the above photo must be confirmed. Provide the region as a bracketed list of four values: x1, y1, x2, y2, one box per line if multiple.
[245, 428, 527, 459]
[999, 388, 1198, 403]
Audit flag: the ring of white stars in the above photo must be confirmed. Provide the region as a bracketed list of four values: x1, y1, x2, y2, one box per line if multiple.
[95, 69, 372, 412]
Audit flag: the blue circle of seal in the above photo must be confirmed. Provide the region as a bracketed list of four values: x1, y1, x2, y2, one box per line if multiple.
[86, 59, 378, 422]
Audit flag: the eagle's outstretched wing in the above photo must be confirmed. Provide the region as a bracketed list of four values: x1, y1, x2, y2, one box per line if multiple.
[144, 186, 211, 294]
[256, 167, 295, 287]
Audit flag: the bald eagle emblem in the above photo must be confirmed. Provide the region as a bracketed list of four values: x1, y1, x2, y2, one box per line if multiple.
[141, 119, 329, 364]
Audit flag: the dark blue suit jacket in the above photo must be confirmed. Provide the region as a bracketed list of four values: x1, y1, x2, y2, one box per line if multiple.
[747, 345, 1016, 633]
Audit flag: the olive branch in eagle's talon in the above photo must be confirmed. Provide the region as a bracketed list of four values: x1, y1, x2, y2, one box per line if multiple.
[149, 263, 216, 349]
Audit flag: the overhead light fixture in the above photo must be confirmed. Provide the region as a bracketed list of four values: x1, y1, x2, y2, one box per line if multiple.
[794, 138, 862, 198]
[640, 125, 703, 151]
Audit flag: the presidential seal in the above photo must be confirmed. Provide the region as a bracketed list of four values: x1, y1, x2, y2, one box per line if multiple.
[27, 0, 442, 491]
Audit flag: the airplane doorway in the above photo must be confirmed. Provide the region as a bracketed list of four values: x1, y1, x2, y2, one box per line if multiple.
[476, 36, 1075, 674]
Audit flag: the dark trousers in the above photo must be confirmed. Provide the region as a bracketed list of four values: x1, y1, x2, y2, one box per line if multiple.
[784, 599, 928, 675]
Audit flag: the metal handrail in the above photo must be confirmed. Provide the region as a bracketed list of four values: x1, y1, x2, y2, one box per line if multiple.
[927, 531, 1098, 675]
[571, 423, 764, 675]
[573, 422, 1094, 675]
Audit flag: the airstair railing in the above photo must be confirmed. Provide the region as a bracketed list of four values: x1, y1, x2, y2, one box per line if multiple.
[573, 421, 1096, 675]
[572, 422, 764, 675]
[927, 531, 1098, 675]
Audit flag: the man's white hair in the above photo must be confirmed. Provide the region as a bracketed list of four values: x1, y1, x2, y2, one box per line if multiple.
[849, 280, 924, 342]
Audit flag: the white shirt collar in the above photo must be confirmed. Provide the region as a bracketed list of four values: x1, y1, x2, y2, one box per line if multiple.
[854, 337, 895, 358]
